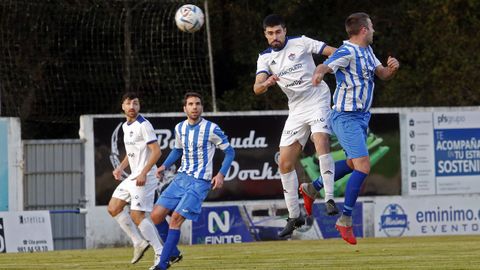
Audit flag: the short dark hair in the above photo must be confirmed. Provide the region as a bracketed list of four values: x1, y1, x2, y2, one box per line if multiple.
[263, 14, 285, 30]
[345, 12, 370, 37]
[121, 92, 139, 103]
[183, 91, 203, 106]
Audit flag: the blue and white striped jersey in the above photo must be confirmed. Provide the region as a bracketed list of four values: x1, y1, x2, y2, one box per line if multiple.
[324, 40, 382, 112]
[122, 114, 158, 180]
[175, 118, 230, 180]
[256, 36, 331, 113]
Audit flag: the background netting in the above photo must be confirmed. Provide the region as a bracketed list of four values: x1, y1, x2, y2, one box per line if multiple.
[0, 0, 211, 137]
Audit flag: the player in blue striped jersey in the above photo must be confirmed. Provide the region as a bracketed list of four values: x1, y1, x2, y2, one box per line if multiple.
[151, 92, 235, 270]
[311, 12, 399, 245]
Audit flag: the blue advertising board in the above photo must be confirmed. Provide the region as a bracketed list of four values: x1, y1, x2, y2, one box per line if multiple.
[191, 206, 254, 244]
[312, 202, 363, 239]
[434, 128, 480, 177]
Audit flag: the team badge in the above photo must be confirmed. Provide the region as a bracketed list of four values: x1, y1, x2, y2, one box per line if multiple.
[362, 67, 369, 79]
[288, 53, 296, 61]
[379, 203, 409, 237]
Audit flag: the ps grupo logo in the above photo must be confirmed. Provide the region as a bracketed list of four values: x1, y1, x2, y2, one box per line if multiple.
[379, 203, 409, 237]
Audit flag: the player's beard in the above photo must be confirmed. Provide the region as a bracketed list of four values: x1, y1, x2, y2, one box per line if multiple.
[367, 33, 374, 45]
[187, 110, 202, 123]
[126, 110, 138, 121]
[270, 40, 284, 49]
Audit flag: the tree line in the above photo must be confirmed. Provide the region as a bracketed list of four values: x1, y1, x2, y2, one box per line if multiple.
[209, 0, 480, 110]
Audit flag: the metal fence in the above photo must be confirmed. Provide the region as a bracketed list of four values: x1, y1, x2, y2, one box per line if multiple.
[23, 139, 86, 250]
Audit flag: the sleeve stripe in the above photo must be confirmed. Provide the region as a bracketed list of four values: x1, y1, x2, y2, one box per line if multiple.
[318, 43, 327, 55]
[256, 70, 271, 76]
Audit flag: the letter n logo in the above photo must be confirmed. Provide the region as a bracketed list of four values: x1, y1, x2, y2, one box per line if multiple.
[208, 211, 230, 233]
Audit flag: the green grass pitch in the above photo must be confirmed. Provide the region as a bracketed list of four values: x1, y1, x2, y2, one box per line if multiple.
[1, 235, 480, 269]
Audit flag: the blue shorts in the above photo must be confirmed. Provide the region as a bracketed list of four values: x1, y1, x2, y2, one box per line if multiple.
[155, 172, 211, 222]
[331, 111, 371, 159]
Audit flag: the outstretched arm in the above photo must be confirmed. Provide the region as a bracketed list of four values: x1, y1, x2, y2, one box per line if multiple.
[375, 56, 400, 81]
[211, 146, 235, 190]
[312, 64, 333, 86]
[321, 45, 337, 57]
[253, 72, 279, 95]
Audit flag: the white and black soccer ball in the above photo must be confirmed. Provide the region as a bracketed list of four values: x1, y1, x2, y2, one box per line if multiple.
[174, 4, 204, 33]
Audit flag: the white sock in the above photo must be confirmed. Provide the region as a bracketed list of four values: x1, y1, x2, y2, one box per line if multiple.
[318, 153, 335, 201]
[280, 170, 300, 218]
[114, 211, 144, 246]
[138, 217, 163, 255]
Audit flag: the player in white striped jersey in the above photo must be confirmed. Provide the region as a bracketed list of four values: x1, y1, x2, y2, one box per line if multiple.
[312, 12, 399, 245]
[150, 92, 235, 270]
[253, 14, 339, 238]
[107, 92, 164, 264]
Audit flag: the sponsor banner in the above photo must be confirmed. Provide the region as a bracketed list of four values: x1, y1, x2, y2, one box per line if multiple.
[193, 202, 363, 244]
[93, 114, 288, 204]
[0, 211, 53, 253]
[406, 111, 480, 195]
[434, 111, 480, 129]
[0, 120, 8, 211]
[434, 112, 480, 194]
[375, 196, 480, 237]
[312, 202, 363, 239]
[191, 206, 253, 244]
[434, 128, 480, 177]
[91, 113, 401, 204]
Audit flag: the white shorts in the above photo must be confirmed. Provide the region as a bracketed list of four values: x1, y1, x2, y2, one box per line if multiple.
[112, 174, 158, 212]
[280, 107, 332, 147]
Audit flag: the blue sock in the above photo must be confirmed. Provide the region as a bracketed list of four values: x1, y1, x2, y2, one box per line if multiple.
[312, 160, 353, 191]
[312, 176, 324, 191]
[159, 229, 180, 269]
[335, 159, 353, 179]
[155, 221, 180, 256]
[342, 170, 368, 216]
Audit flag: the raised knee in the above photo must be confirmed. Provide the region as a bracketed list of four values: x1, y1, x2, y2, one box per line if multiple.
[359, 166, 370, 175]
[354, 160, 371, 174]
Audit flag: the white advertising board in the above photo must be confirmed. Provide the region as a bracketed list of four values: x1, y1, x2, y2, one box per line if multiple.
[375, 195, 480, 237]
[405, 111, 480, 195]
[405, 112, 436, 194]
[0, 211, 54, 253]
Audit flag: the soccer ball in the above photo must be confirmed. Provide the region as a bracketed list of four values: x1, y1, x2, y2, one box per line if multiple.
[174, 4, 205, 33]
